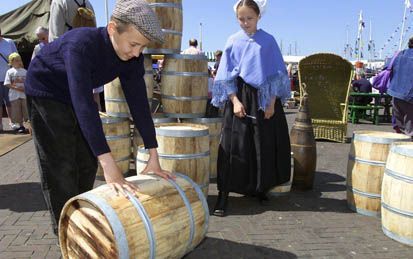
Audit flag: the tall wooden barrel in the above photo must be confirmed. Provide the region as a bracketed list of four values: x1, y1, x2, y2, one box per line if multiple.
[133, 115, 177, 159]
[269, 152, 294, 196]
[144, 0, 183, 54]
[104, 78, 130, 118]
[136, 123, 210, 196]
[382, 142, 413, 246]
[96, 115, 131, 180]
[183, 117, 222, 179]
[161, 54, 208, 118]
[59, 174, 209, 258]
[347, 131, 411, 217]
[144, 55, 154, 108]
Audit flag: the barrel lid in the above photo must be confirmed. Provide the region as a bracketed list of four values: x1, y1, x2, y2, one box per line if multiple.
[155, 123, 209, 137]
[353, 131, 411, 144]
[390, 142, 413, 157]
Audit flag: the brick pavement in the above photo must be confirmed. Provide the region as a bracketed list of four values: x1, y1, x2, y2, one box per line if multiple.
[1, 112, 413, 259]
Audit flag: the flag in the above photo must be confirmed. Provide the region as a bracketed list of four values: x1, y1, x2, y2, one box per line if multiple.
[406, 0, 411, 9]
[358, 11, 365, 31]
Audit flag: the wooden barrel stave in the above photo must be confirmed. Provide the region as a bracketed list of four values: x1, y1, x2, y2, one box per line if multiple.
[96, 116, 131, 179]
[161, 55, 208, 118]
[145, 0, 183, 54]
[347, 131, 411, 217]
[60, 174, 209, 258]
[381, 143, 413, 246]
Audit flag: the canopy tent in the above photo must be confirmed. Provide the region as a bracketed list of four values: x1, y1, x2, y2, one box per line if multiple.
[0, 0, 51, 49]
[0, 0, 52, 66]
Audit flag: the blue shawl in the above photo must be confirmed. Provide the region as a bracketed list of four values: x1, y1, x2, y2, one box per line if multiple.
[211, 29, 290, 110]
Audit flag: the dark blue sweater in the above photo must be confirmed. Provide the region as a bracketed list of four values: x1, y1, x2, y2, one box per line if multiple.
[25, 27, 157, 156]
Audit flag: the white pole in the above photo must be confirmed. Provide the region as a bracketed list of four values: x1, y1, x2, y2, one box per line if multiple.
[199, 22, 203, 51]
[104, 0, 109, 24]
[399, 3, 408, 50]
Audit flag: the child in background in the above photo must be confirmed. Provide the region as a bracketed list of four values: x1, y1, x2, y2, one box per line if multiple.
[4, 52, 28, 133]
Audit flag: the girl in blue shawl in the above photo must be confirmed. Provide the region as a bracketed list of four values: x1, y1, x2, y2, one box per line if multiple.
[212, 0, 291, 216]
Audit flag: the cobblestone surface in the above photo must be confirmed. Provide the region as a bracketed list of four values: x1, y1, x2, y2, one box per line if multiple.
[0, 111, 412, 259]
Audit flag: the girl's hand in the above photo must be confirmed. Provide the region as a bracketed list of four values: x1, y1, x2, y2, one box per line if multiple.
[264, 98, 277, 119]
[230, 94, 246, 118]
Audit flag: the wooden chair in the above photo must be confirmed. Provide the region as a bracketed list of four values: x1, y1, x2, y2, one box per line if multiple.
[298, 53, 353, 143]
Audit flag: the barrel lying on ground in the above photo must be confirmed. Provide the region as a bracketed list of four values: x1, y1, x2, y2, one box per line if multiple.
[59, 174, 209, 258]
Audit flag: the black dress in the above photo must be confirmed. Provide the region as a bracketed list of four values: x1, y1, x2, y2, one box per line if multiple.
[217, 77, 291, 195]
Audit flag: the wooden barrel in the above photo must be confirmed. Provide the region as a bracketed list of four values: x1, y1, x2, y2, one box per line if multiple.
[96, 115, 131, 180]
[133, 115, 177, 159]
[161, 54, 208, 118]
[269, 152, 294, 196]
[144, 55, 154, 108]
[182, 117, 222, 179]
[136, 123, 210, 196]
[144, 0, 183, 54]
[59, 173, 209, 258]
[347, 131, 411, 217]
[382, 142, 413, 246]
[104, 78, 130, 118]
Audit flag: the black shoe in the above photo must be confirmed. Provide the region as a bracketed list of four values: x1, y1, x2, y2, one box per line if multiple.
[257, 192, 270, 205]
[213, 191, 229, 217]
[17, 126, 26, 134]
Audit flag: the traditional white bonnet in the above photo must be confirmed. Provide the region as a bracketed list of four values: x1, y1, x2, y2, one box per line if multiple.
[233, 0, 268, 16]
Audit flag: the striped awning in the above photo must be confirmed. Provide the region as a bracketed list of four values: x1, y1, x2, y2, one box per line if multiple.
[204, 51, 216, 62]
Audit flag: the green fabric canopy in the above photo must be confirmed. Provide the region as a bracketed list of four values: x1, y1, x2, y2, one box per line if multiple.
[0, 0, 52, 48]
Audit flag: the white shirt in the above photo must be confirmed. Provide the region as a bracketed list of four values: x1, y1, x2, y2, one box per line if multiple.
[181, 46, 203, 55]
[4, 67, 27, 101]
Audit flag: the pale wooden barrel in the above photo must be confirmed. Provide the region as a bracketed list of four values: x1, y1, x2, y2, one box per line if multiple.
[269, 152, 294, 196]
[382, 142, 413, 246]
[144, 0, 183, 54]
[59, 173, 209, 258]
[346, 131, 411, 217]
[136, 123, 210, 196]
[133, 115, 177, 159]
[96, 115, 131, 180]
[161, 54, 208, 118]
[144, 55, 154, 108]
[183, 117, 222, 179]
[104, 78, 130, 118]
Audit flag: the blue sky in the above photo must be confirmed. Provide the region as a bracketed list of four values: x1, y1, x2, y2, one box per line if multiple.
[0, 0, 410, 59]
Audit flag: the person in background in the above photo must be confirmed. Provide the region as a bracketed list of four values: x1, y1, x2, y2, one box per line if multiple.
[205, 67, 219, 117]
[4, 53, 28, 133]
[211, 0, 291, 216]
[31, 26, 49, 60]
[349, 71, 372, 105]
[0, 28, 18, 132]
[26, 0, 174, 235]
[181, 38, 203, 55]
[213, 50, 223, 77]
[386, 37, 413, 137]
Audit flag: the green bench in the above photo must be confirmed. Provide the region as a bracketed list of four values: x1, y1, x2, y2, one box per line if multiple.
[348, 104, 384, 125]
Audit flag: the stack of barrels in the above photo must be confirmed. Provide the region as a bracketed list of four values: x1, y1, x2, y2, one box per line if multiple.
[346, 131, 413, 246]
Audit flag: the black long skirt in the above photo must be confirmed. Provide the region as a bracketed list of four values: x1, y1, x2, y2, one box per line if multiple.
[217, 78, 291, 195]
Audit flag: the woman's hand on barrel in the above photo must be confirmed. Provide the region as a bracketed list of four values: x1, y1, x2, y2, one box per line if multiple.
[141, 148, 176, 180]
[98, 153, 140, 197]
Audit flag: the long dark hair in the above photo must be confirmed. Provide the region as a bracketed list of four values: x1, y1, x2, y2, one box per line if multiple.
[236, 0, 260, 16]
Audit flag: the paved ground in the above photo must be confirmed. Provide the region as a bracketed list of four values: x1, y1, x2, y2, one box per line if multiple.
[1, 110, 413, 259]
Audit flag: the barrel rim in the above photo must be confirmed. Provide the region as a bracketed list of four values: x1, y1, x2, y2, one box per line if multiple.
[347, 202, 381, 217]
[382, 226, 413, 246]
[101, 116, 129, 124]
[390, 142, 413, 157]
[182, 117, 223, 124]
[155, 123, 209, 137]
[348, 154, 386, 166]
[353, 132, 411, 144]
[161, 95, 208, 101]
[162, 71, 209, 77]
[164, 53, 208, 60]
[137, 147, 210, 160]
[163, 113, 207, 118]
